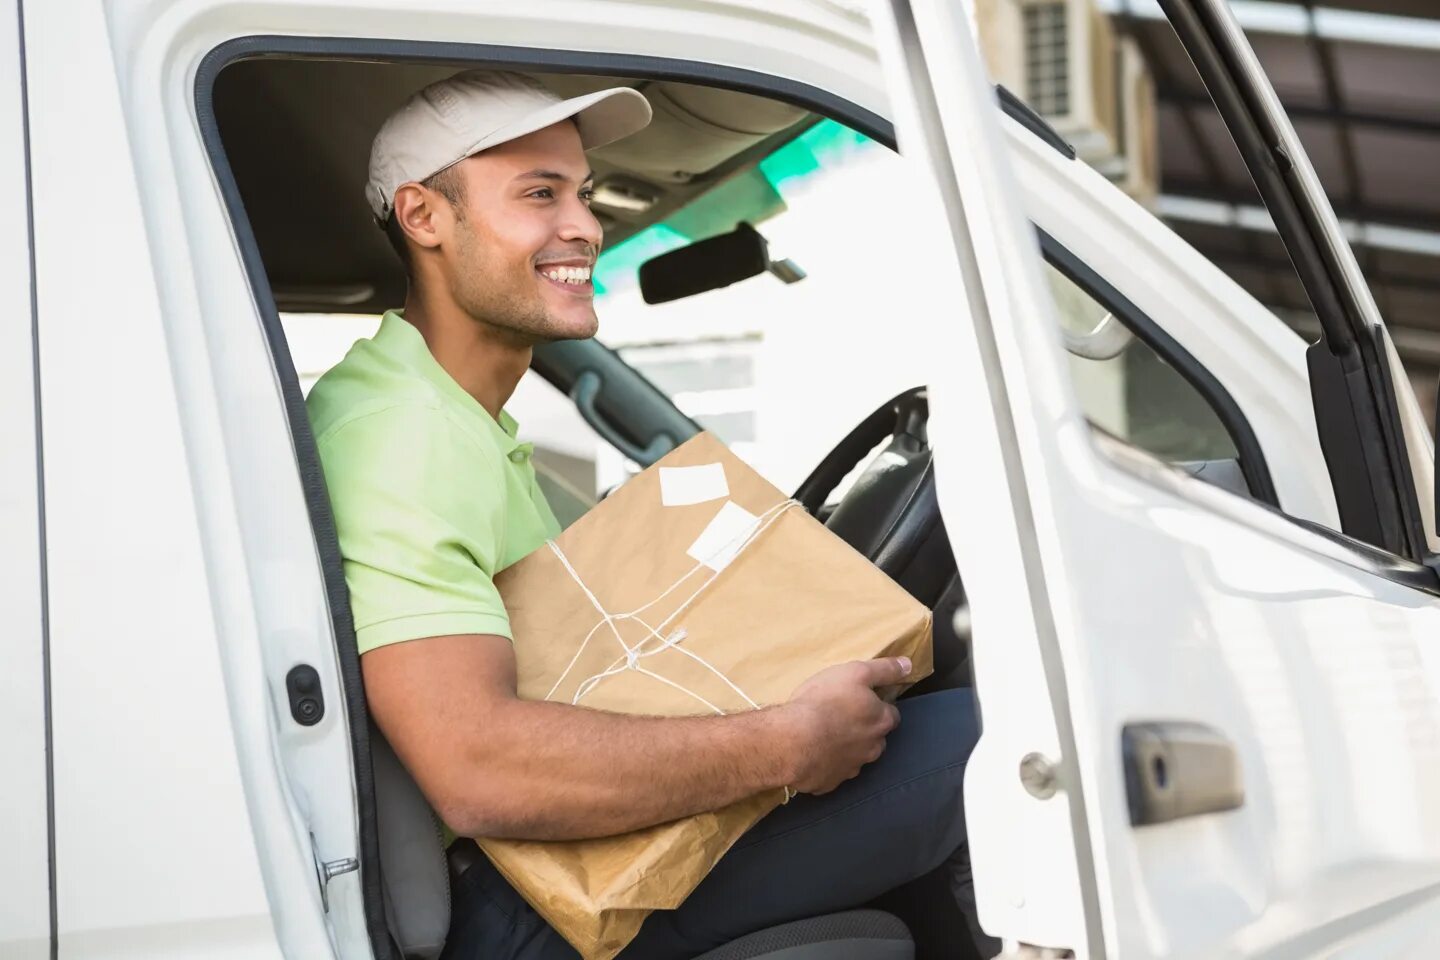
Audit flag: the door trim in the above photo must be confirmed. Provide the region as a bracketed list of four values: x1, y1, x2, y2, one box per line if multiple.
[12, 0, 57, 954]
[1157, 0, 1428, 563]
[1039, 230, 1280, 508]
[193, 32, 1005, 957]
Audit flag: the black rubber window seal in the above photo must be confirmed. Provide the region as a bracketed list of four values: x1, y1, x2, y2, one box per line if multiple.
[1039, 229, 1280, 508]
[191, 35, 910, 959]
[1156, 0, 1428, 564]
[13, 0, 58, 955]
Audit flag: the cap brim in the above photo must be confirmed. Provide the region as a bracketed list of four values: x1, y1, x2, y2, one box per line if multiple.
[464, 86, 653, 159]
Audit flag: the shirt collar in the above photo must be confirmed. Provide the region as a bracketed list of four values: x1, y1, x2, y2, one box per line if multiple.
[375, 310, 524, 454]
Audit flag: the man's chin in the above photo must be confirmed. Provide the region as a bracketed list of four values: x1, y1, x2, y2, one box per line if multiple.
[546, 309, 600, 342]
[518, 314, 597, 346]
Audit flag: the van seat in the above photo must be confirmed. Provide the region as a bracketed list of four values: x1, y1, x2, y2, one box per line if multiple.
[372, 725, 913, 960]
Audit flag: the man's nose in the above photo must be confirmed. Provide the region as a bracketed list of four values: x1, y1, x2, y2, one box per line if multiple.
[557, 194, 603, 247]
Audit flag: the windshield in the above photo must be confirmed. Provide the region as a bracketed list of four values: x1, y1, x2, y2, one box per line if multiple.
[587, 119, 938, 494]
[285, 113, 1237, 519]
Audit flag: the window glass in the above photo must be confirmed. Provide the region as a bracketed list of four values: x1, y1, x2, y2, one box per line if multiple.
[1044, 263, 1240, 466]
[590, 120, 938, 494]
[284, 113, 1248, 515]
[286, 119, 941, 510]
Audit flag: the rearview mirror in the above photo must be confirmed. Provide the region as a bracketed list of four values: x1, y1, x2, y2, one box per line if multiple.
[638, 222, 804, 305]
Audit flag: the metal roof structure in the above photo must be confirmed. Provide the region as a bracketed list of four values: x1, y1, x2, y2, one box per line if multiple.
[1109, 0, 1440, 401]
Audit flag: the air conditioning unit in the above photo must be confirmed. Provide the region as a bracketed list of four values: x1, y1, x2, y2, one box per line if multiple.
[1024, 0, 1116, 155]
[975, 0, 1158, 204]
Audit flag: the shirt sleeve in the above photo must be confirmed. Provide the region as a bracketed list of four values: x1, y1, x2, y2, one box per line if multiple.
[316, 403, 514, 654]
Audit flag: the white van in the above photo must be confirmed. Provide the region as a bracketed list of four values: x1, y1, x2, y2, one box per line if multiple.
[6, 0, 1440, 957]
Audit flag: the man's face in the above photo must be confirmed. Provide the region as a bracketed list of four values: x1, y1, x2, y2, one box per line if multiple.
[441, 121, 603, 343]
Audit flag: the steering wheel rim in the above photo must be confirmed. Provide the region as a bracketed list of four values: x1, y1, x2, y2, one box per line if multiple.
[796, 387, 971, 696]
[792, 388, 954, 603]
[793, 387, 929, 516]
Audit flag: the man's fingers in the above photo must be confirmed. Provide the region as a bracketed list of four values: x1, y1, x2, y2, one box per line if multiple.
[857, 656, 912, 688]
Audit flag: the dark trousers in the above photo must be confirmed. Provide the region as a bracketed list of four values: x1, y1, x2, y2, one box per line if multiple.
[440, 689, 980, 960]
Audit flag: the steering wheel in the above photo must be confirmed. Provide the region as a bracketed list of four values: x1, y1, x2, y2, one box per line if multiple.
[793, 388, 969, 694]
[793, 387, 955, 609]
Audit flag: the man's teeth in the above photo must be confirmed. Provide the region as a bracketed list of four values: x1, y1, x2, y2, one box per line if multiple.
[542, 266, 592, 284]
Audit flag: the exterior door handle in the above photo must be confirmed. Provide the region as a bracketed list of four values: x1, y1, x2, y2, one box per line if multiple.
[1122, 722, 1244, 826]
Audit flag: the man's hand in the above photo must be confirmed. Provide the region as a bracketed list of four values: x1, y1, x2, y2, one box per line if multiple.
[366, 633, 815, 840]
[365, 635, 912, 839]
[781, 657, 911, 796]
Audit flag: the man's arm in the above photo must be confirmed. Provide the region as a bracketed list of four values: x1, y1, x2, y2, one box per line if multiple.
[364, 633, 909, 841]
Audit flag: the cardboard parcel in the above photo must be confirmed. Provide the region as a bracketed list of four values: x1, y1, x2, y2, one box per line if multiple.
[485, 432, 933, 959]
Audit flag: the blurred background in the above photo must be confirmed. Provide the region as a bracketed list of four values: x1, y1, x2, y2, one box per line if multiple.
[974, 0, 1440, 428]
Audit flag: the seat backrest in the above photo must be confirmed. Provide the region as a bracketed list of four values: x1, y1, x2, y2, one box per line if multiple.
[371, 723, 451, 959]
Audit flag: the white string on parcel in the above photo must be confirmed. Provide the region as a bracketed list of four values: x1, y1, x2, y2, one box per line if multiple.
[541, 498, 801, 800]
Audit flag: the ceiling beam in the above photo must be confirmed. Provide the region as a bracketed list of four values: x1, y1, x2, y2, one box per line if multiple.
[1160, 176, 1440, 234]
[1156, 86, 1440, 138]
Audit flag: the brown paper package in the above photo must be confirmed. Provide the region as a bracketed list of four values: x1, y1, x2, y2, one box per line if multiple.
[483, 432, 934, 960]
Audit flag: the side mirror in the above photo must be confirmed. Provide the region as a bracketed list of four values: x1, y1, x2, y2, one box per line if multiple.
[638, 222, 804, 305]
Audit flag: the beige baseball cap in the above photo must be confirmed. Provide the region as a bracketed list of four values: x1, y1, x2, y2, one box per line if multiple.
[366, 69, 652, 222]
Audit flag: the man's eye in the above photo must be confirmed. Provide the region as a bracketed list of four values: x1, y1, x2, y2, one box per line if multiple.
[529, 188, 554, 199]
[580, 189, 596, 203]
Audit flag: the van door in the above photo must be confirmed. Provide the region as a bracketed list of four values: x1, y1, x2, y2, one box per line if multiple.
[0, 4, 51, 959]
[869, 0, 1440, 955]
[1155, 0, 1433, 561]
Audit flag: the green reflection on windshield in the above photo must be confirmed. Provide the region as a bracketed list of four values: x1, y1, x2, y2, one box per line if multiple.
[594, 119, 874, 296]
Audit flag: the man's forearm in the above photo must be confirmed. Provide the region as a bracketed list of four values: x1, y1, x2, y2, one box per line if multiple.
[444, 699, 799, 841]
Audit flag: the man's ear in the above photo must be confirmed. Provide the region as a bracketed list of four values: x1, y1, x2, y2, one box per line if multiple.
[392, 182, 447, 253]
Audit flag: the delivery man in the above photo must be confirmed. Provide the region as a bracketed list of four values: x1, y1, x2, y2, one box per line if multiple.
[307, 69, 989, 959]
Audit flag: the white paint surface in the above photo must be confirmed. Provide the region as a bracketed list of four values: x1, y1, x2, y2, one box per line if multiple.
[0, 2, 50, 956]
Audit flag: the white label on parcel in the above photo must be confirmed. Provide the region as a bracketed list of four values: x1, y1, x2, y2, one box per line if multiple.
[659, 462, 729, 507]
[686, 501, 760, 572]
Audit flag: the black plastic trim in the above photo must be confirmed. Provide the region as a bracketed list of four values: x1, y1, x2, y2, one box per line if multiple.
[1157, 0, 1423, 560]
[530, 338, 700, 465]
[1122, 722, 1244, 827]
[997, 84, 1076, 160]
[15, 1, 56, 955]
[1284, 513, 1440, 595]
[1039, 230, 1280, 509]
[197, 36, 1083, 162]
[1369, 324, 1426, 549]
[202, 35, 896, 146]
[195, 45, 395, 960]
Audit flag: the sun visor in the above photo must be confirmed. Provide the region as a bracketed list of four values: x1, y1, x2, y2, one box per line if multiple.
[590, 82, 808, 184]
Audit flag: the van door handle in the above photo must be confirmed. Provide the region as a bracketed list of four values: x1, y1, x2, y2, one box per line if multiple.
[570, 370, 675, 466]
[1122, 722, 1244, 826]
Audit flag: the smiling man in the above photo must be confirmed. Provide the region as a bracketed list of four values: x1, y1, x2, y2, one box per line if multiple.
[307, 70, 989, 959]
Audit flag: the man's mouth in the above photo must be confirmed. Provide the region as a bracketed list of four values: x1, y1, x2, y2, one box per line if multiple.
[537, 264, 593, 288]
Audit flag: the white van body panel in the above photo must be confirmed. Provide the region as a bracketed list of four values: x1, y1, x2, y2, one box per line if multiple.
[26, 1, 285, 956]
[13, 0, 1439, 956]
[881, 0, 1440, 956]
[869, 0, 1107, 948]
[0, 3, 51, 958]
[1009, 127, 1341, 527]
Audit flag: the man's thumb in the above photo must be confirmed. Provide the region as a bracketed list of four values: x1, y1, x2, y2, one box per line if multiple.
[861, 656, 911, 688]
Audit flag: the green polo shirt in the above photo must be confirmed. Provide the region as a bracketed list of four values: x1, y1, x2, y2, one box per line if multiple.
[307, 310, 562, 654]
